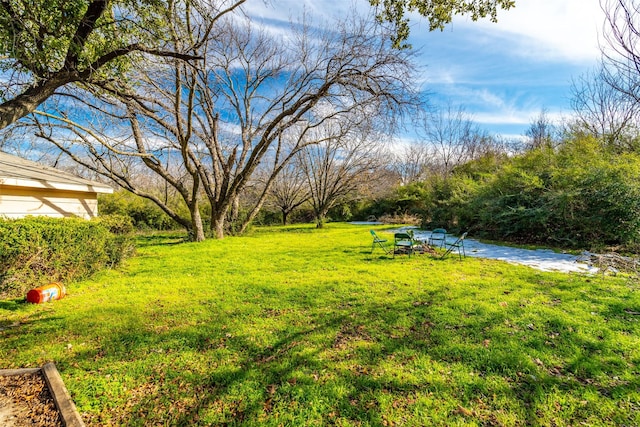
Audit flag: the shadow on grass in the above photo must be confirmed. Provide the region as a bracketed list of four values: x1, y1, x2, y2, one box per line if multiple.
[46, 282, 640, 426]
[135, 233, 188, 248]
[0, 298, 29, 311]
[256, 224, 317, 234]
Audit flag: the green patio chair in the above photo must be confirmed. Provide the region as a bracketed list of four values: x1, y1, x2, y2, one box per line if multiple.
[370, 230, 389, 254]
[393, 231, 415, 257]
[428, 228, 447, 248]
[441, 232, 468, 260]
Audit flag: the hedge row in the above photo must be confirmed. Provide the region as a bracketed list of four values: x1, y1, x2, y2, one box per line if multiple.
[0, 215, 135, 299]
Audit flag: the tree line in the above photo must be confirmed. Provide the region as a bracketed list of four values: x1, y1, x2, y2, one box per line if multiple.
[3, 0, 640, 249]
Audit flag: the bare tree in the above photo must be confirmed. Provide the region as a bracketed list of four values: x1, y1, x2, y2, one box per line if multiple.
[30, 1, 244, 242]
[525, 109, 559, 150]
[267, 160, 311, 226]
[419, 104, 494, 178]
[599, 0, 640, 124]
[570, 65, 640, 149]
[28, 5, 416, 240]
[199, 10, 415, 237]
[392, 142, 431, 185]
[602, 0, 640, 82]
[298, 118, 386, 228]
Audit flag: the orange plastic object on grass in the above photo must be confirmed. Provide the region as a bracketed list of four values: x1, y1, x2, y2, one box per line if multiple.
[26, 282, 66, 304]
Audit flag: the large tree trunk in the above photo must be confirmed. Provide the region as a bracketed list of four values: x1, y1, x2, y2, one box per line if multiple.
[313, 201, 331, 228]
[226, 195, 242, 234]
[188, 202, 206, 242]
[210, 204, 227, 239]
[211, 215, 225, 239]
[229, 196, 240, 225]
[315, 210, 328, 228]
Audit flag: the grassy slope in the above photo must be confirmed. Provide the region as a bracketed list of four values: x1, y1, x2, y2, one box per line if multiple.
[1, 223, 639, 426]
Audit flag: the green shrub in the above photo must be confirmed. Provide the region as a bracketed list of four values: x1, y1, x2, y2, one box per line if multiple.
[451, 141, 640, 248]
[95, 213, 135, 235]
[0, 216, 135, 299]
[93, 215, 137, 267]
[368, 139, 640, 250]
[99, 190, 180, 231]
[250, 208, 283, 226]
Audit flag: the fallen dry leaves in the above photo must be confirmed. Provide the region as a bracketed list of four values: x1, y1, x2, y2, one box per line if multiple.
[0, 372, 63, 426]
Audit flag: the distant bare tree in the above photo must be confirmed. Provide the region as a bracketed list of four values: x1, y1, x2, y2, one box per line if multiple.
[570, 65, 640, 149]
[299, 119, 386, 228]
[267, 160, 311, 226]
[525, 109, 559, 150]
[419, 104, 494, 178]
[392, 142, 431, 184]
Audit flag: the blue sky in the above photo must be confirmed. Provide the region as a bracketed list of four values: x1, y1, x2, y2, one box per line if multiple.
[250, 0, 605, 139]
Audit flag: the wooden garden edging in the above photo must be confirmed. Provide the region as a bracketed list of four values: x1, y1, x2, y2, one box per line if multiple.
[0, 363, 85, 427]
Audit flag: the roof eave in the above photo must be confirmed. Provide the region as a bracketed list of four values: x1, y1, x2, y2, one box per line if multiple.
[0, 178, 114, 194]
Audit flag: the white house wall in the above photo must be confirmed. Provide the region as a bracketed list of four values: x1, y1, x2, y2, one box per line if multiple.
[0, 186, 99, 219]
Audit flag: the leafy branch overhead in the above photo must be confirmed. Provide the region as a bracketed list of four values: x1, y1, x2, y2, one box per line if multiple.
[0, 0, 220, 130]
[369, 0, 516, 47]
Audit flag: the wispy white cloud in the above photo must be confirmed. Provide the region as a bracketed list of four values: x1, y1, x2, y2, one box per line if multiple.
[474, 112, 528, 126]
[252, 0, 604, 66]
[404, 0, 604, 136]
[453, 0, 604, 64]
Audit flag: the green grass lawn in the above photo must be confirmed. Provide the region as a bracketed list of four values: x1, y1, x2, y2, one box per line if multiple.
[1, 223, 639, 426]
